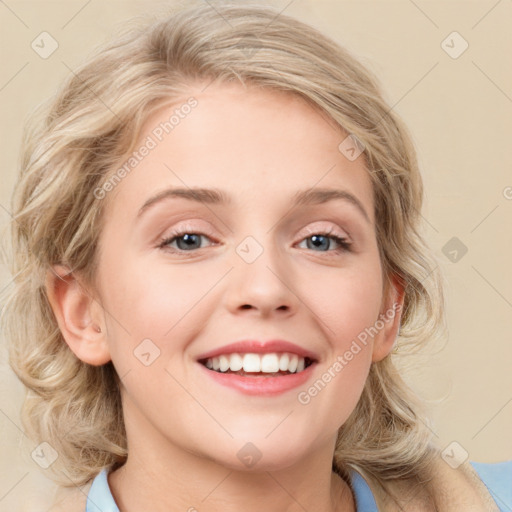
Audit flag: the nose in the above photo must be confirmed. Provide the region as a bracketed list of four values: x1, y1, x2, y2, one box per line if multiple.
[223, 236, 299, 318]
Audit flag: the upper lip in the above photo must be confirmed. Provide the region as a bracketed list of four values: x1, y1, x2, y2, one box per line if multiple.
[196, 340, 319, 362]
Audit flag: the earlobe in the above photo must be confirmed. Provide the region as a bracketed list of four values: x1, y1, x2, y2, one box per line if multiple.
[45, 264, 111, 366]
[371, 273, 406, 363]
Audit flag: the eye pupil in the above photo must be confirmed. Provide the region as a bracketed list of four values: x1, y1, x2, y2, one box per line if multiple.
[177, 233, 201, 250]
[309, 235, 329, 251]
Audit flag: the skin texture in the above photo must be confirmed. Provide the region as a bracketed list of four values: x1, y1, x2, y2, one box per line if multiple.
[46, 81, 405, 512]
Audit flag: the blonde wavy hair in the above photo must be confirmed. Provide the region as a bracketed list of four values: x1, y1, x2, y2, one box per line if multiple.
[1, 0, 447, 505]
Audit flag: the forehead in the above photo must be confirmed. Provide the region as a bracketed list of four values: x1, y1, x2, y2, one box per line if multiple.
[102, 81, 374, 222]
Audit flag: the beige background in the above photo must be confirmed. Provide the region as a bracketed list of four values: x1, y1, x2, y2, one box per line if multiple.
[1, 0, 511, 508]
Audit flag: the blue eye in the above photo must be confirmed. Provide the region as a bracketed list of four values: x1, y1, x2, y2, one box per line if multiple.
[297, 233, 352, 253]
[157, 231, 352, 255]
[158, 232, 214, 252]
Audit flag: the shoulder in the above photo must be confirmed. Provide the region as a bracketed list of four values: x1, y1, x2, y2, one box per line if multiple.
[46, 480, 92, 512]
[470, 460, 512, 511]
[430, 458, 510, 512]
[368, 457, 510, 512]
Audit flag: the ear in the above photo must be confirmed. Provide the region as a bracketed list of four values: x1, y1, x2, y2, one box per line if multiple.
[45, 264, 111, 366]
[371, 273, 405, 363]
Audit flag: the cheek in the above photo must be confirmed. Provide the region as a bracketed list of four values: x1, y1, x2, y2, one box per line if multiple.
[307, 259, 384, 348]
[97, 255, 215, 358]
[296, 268, 381, 427]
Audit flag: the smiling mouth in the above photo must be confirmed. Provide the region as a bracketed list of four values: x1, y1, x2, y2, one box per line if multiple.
[198, 352, 316, 377]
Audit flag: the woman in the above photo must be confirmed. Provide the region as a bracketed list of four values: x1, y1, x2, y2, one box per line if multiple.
[2, 2, 510, 511]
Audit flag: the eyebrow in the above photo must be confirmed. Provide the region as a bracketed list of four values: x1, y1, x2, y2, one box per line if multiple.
[137, 186, 370, 223]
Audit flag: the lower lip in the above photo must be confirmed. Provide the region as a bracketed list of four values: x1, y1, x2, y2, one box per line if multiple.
[197, 362, 316, 396]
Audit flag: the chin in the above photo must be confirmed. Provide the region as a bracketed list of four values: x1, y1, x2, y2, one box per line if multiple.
[205, 436, 313, 473]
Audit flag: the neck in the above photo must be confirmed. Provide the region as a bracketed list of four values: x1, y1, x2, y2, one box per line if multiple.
[108, 398, 355, 512]
[109, 458, 355, 512]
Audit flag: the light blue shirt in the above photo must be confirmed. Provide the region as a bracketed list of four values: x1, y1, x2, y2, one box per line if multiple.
[86, 460, 512, 511]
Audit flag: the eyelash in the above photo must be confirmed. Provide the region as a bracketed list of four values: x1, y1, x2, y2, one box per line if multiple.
[157, 228, 352, 256]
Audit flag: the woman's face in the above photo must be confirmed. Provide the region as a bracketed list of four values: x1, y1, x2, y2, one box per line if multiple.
[88, 81, 402, 471]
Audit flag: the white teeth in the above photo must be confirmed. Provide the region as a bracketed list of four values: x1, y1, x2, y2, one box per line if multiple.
[242, 353, 261, 372]
[278, 353, 290, 371]
[203, 352, 310, 374]
[229, 353, 243, 372]
[261, 353, 279, 373]
[288, 354, 298, 373]
[219, 355, 230, 372]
